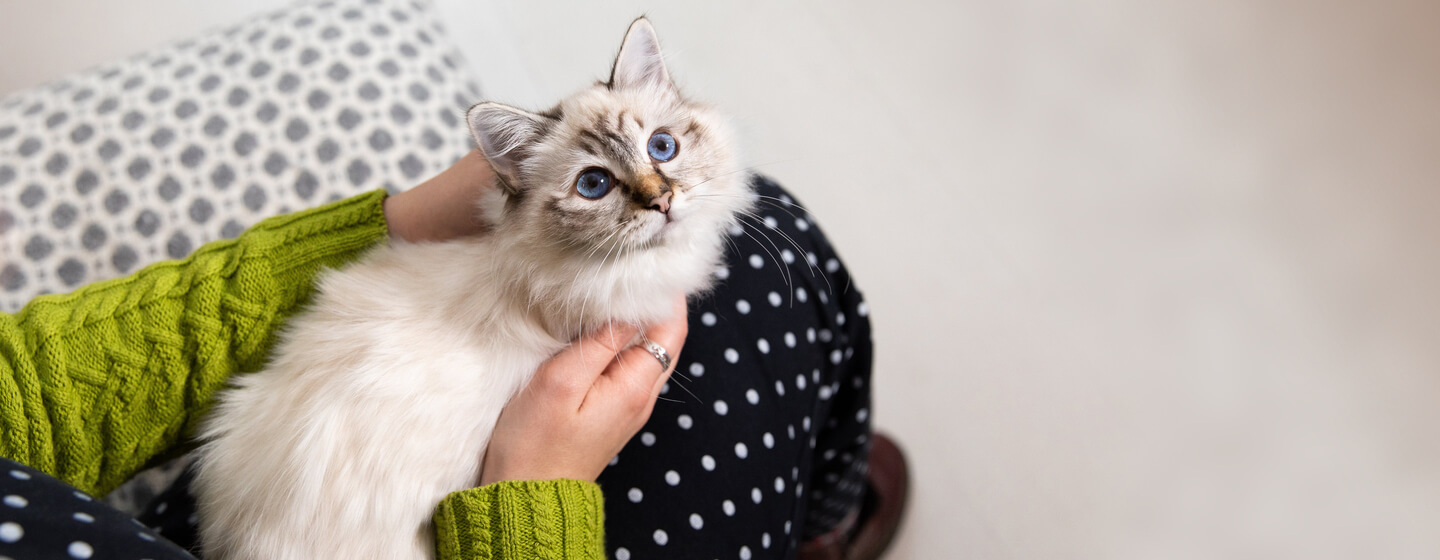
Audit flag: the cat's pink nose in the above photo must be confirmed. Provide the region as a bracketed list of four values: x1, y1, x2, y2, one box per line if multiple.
[649, 191, 672, 214]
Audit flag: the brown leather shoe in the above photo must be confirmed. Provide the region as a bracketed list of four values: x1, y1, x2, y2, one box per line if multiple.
[799, 433, 911, 560]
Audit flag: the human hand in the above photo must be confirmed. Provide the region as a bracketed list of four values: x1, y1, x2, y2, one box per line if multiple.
[478, 295, 689, 485]
[382, 149, 498, 242]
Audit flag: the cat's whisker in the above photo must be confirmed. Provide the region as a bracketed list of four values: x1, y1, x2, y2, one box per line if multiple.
[732, 215, 793, 294]
[666, 372, 704, 405]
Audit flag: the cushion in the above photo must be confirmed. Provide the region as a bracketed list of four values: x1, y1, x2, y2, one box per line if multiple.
[0, 0, 480, 312]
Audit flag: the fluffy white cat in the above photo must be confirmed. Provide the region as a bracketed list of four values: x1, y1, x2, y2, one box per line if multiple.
[193, 18, 751, 559]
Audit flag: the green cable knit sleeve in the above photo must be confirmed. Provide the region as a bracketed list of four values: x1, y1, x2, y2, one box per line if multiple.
[435, 480, 607, 560]
[0, 190, 390, 495]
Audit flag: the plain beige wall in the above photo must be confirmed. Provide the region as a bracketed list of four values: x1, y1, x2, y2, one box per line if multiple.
[4, 1, 1438, 558]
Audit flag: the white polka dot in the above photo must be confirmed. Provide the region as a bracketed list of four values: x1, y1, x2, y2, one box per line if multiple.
[187, 513, 199, 525]
[72, 512, 94, 523]
[665, 470, 681, 486]
[736, 299, 751, 314]
[702, 455, 716, 471]
[701, 312, 717, 326]
[72, 491, 91, 501]
[763, 433, 775, 448]
[660, 382, 670, 395]
[788, 425, 796, 439]
[689, 362, 705, 377]
[715, 266, 731, 280]
[763, 532, 773, 548]
[714, 400, 729, 415]
[854, 376, 865, 388]
[7, 470, 30, 481]
[857, 409, 869, 423]
[628, 488, 644, 503]
[654, 529, 669, 545]
[741, 545, 754, 559]
[780, 194, 794, 204]
[825, 258, 840, 273]
[857, 301, 869, 317]
[774, 380, 786, 396]
[830, 350, 843, 364]
[819, 329, 833, 343]
[813, 369, 822, 383]
[763, 215, 778, 229]
[156, 501, 168, 514]
[728, 223, 745, 236]
[807, 252, 819, 266]
[819, 385, 833, 400]
[735, 442, 749, 459]
[781, 249, 795, 264]
[796, 218, 810, 231]
[774, 477, 786, 493]
[767, 292, 782, 307]
[0, 522, 21, 543]
[746, 389, 760, 404]
[678, 414, 694, 430]
[796, 288, 808, 304]
[724, 348, 739, 363]
[793, 467, 800, 480]
[616, 547, 632, 560]
[784, 332, 796, 347]
[795, 374, 807, 390]
[785, 520, 793, 534]
[690, 513, 705, 530]
[751, 487, 763, 503]
[641, 432, 657, 446]
[837, 311, 846, 325]
[609, 455, 620, 466]
[823, 449, 837, 461]
[756, 338, 769, 354]
[68, 541, 93, 559]
[723, 500, 736, 516]
[803, 416, 812, 431]
[806, 327, 816, 342]
[749, 254, 764, 269]
[3, 495, 26, 508]
[819, 290, 830, 304]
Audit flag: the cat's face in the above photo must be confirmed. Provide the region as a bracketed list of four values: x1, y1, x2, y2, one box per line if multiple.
[466, 18, 748, 261]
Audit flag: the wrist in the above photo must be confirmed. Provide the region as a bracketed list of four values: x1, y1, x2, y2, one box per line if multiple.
[383, 150, 496, 242]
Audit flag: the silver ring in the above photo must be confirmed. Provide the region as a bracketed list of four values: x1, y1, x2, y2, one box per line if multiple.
[642, 338, 672, 372]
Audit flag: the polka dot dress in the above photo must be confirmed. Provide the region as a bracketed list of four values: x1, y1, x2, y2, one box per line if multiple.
[0, 458, 191, 559]
[594, 176, 874, 559]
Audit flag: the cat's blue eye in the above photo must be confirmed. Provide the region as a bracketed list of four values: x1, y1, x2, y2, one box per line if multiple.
[647, 131, 678, 162]
[575, 168, 613, 199]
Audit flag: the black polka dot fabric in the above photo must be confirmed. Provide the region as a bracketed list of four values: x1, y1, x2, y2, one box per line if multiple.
[0, 458, 191, 559]
[595, 176, 874, 560]
[0, 0, 479, 313]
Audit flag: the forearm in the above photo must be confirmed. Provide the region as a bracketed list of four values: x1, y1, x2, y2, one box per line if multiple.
[0, 190, 390, 495]
[434, 479, 606, 560]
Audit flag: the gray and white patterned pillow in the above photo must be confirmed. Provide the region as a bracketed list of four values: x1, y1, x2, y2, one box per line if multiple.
[0, 0, 480, 312]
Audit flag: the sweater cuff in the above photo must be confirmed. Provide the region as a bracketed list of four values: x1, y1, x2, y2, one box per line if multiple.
[434, 479, 606, 560]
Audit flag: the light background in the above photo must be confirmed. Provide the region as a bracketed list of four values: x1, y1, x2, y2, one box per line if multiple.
[3, 1, 1438, 557]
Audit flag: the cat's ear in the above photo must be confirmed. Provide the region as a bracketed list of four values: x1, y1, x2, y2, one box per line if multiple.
[609, 17, 672, 92]
[466, 101, 545, 194]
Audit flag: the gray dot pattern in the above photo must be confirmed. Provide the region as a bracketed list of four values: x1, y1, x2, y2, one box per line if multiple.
[0, 0, 481, 311]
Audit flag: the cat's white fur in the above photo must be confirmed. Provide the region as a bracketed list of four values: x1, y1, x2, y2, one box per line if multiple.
[193, 18, 751, 559]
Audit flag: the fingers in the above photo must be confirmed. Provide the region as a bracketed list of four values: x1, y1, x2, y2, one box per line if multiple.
[612, 294, 690, 395]
[534, 322, 640, 406]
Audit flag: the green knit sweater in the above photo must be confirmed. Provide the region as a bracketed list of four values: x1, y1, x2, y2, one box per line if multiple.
[0, 190, 605, 559]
